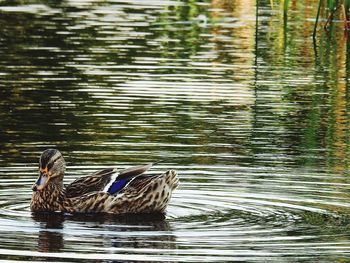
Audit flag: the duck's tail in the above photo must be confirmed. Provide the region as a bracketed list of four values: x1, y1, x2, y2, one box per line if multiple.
[145, 169, 179, 213]
[124, 170, 179, 213]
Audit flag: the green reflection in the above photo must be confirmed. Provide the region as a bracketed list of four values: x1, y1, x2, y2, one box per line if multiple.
[3, 0, 350, 262]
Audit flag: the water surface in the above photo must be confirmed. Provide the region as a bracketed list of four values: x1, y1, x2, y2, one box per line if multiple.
[1, 0, 350, 262]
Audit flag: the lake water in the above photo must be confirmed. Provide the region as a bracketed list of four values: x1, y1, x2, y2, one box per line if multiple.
[1, 0, 350, 262]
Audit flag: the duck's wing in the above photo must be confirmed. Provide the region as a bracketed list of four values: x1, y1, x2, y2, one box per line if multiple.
[103, 162, 157, 195]
[120, 174, 159, 192]
[120, 170, 178, 195]
[65, 163, 157, 198]
[64, 170, 179, 214]
[65, 168, 117, 198]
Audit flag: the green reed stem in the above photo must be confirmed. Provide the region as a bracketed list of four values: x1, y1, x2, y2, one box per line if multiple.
[283, 0, 290, 21]
[313, 0, 323, 39]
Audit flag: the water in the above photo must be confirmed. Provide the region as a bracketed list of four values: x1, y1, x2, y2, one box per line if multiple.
[1, 0, 350, 261]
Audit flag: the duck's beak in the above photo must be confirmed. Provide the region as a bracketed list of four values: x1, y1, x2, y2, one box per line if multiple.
[32, 171, 48, 192]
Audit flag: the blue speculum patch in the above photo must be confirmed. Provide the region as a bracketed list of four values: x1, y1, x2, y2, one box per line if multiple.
[108, 178, 131, 194]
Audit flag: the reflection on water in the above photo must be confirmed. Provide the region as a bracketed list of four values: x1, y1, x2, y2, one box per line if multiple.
[34, 213, 65, 254]
[32, 212, 175, 261]
[1, 0, 350, 262]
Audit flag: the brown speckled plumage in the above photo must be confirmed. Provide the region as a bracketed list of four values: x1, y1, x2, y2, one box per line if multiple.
[65, 168, 116, 198]
[30, 149, 179, 214]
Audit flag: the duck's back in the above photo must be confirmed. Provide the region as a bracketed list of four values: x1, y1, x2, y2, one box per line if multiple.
[65, 169, 179, 214]
[65, 168, 117, 198]
[65, 162, 159, 198]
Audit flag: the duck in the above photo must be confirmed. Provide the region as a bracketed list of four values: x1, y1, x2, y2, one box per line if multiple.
[30, 149, 179, 214]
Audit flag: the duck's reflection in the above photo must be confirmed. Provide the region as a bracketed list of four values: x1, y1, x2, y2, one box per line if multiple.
[32, 212, 176, 259]
[32, 212, 65, 253]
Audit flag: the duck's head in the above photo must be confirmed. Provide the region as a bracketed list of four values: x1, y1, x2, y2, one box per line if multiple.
[32, 149, 66, 192]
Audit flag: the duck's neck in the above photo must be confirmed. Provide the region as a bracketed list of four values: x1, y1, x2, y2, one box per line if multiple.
[31, 181, 67, 212]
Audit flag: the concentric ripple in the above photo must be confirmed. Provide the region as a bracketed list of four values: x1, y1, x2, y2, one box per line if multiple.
[0, 165, 349, 262]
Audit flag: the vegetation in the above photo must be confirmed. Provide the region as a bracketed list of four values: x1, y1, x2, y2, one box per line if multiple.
[281, 0, 350, 38]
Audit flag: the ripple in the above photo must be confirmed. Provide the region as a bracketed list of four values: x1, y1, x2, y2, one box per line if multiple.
[0, 163, 348, 262]
[0, 4, 57, 14]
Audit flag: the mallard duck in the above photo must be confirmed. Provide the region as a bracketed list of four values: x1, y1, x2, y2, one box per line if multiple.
[30, 149, 179, 214]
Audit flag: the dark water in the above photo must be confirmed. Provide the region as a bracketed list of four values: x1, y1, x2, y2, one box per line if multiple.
[1, 0, 350, 262]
